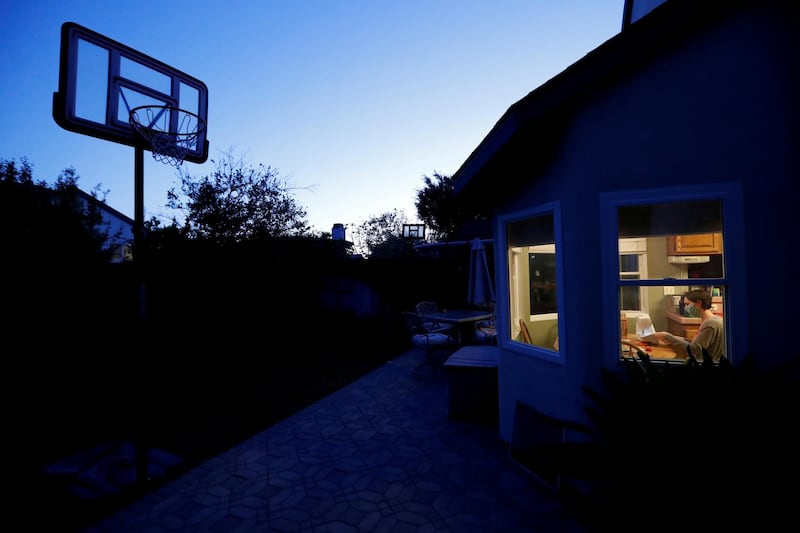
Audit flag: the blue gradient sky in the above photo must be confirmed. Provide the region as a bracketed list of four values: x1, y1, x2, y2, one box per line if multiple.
[1, 1, 623, 235]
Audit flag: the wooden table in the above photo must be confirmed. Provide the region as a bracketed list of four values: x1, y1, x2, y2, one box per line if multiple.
[421, 309, 494, 345]
[623, 334, 684, 360]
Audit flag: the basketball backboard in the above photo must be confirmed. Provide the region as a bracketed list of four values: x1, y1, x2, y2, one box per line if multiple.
[53, 22, 209, 163]
[402, 224, 426, 239]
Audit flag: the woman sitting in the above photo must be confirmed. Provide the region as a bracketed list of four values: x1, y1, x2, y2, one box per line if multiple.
[653, 289, 725, 362]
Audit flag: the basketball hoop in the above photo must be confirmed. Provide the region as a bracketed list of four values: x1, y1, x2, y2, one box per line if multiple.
[129, 105, 206, 166]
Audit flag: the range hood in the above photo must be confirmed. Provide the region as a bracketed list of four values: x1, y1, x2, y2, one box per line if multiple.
[668, 255, 710, 264]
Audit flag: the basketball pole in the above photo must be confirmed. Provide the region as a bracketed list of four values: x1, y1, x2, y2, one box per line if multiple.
[133, 144, 149, 487]
[134, 145, 145, 320]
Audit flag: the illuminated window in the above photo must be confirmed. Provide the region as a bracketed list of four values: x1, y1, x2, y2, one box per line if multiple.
[615, 199, 726, 362]
[503, 204, 562, 357]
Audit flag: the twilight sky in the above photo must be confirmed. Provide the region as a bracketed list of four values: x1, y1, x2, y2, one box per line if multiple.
[1, 0, 623, 235]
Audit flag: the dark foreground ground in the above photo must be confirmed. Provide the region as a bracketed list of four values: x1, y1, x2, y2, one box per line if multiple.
[12, 336, 397, 533]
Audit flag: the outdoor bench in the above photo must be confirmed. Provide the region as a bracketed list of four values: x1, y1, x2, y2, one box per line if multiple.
[443, 345, 499, 424]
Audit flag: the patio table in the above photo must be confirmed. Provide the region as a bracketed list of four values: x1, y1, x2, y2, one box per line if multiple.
[421, 309, 494, 346]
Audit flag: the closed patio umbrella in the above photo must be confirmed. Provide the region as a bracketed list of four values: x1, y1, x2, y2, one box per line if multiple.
[468, 238, 495, 308]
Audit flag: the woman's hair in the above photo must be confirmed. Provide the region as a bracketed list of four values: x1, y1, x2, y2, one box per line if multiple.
[685, 289, 712, 310]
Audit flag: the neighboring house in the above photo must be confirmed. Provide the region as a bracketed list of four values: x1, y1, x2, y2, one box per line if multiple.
[75, 188, 134, 262]
[2, 180, 134, 262]
[452, 0, 797, 445]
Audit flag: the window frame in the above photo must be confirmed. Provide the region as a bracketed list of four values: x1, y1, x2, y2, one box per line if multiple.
[618, 238, 650, 318]
[599, 183, 748, 368]
[497, 201, 566, 364]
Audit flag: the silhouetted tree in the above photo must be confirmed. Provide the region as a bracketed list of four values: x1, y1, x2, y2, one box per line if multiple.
[351, 208, 413, 258]
[415, 171, 491, 241]
[1, 157, 111, 268]
[0, 156, 36, 185]
[1, 156, 126, 368]
[164, 149, 311, 244]
[415, 171, 458, 241]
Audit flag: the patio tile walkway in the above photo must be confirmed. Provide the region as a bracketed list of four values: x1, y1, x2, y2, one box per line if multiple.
[83, 349, 586, 532]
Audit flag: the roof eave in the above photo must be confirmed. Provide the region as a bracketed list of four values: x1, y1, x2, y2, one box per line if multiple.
[451, 0, 737, 196]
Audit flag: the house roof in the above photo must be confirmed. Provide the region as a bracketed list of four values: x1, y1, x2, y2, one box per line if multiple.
[75, 188, 134, 226]
[451, 0, 775, 198]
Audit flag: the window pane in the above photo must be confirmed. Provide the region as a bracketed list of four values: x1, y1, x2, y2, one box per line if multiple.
[618, 200, 724, 281]
[530, 252, 557, 314]
[508, 213, 558, 351]
[616, 200, 726, 363]
[619, 254, 639, 272]
[620, 286, 640, 311]
[75, 40, 108, 125]
[617, 200, 722, 237]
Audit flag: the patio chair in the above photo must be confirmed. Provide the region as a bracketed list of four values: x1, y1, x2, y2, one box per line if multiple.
[414, 301, 454, 334]
[474, 317, 497, 345]
[519, 319, 533, 344]
[415, 301, 439, 315]
[402, 311, 457, 369]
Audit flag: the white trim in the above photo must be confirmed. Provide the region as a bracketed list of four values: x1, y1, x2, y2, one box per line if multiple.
[600, 182, 748, 367]
[497, 201, 566, 365]
[618, 237, 647, 253]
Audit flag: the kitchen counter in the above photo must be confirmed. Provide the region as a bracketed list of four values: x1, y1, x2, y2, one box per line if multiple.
[665, 311, 701, 325]
[665, 311, 700, 340]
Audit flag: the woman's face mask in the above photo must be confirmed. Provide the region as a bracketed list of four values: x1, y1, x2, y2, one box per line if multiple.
[684, 303, 699, 317]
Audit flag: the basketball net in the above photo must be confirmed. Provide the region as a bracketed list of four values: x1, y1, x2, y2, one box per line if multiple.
[129, 105, 206, 167]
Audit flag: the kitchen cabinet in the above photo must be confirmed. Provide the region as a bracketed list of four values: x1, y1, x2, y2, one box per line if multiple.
[710, 296, 723, 317]
[666, 233, 723, 255]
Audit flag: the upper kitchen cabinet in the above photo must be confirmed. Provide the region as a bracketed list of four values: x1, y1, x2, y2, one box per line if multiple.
[666, 233, 723, 255]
